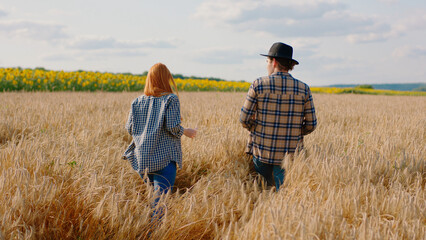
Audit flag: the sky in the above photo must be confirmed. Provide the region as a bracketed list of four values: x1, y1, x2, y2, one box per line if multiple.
[0, 0, 425, 86]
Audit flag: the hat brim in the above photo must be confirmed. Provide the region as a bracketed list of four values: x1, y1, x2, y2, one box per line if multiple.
[260, 54, 299, 65]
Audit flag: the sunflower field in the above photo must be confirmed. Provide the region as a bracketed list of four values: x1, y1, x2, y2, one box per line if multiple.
[0, 68, 250, 92]
[1, 67, 425, 96]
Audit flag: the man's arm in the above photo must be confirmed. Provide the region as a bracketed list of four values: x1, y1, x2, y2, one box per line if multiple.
[302, 89, 317, 135]
[240, 83, 257, 131]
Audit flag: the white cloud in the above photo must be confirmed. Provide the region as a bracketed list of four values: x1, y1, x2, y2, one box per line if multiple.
[42, 53, 76, 62]
[377, 0, 398, 4]
[396, 11, 426, 32]
[68, 36, 177, 50]
[0, 20, 68, 41]
[47, 9, 75, 17]
[0, 19, 178, 52]
[194, 0, 379, 38]
[240, 11, 375, 37]
[194, 0, 347, 23]
[193, 0, 257, 24]
[193, 47, 255, 64]
[347, 11, 426, 43]
[42, 49, 148, 62]
[291, 38, 321, 49]
[393, 46, 426, 58]
[230, 1, 346, 23]
[0, 7, 8, 18]
[347, 32, 392, 43]
[87, 49, 148, 58]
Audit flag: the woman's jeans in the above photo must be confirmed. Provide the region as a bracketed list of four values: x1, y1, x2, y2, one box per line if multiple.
[253, 156, 285, 190]
[139, 161, 176, 221]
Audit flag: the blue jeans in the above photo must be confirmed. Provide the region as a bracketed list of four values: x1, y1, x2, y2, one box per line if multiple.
[253, 156, 285, 190]
[139, 161, 176, 221]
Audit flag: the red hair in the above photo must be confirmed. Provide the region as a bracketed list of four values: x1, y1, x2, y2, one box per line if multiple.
[144, 63, 178, 97]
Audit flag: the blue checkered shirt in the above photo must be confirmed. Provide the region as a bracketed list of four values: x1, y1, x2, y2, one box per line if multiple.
[240, 72, 317, 165]
[122, 94, 184, 173]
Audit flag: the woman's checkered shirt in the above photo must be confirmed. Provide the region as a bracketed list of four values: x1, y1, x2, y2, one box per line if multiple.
[240, 72, 317, 165]
[122, 94, 184, 173]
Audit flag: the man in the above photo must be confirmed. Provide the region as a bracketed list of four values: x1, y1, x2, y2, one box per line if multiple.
[240, 42, 317, 190]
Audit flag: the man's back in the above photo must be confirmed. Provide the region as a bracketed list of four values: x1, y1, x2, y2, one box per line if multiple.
[240, 72, 317, 165]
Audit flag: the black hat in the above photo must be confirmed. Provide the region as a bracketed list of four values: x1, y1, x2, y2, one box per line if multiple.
[261, 42, 299, 65]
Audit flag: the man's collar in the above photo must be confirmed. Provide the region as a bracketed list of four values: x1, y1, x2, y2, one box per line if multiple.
[273, 71, 291, 76]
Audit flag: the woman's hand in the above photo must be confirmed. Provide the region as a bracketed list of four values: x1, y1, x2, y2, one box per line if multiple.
[183, 128, 197, 138]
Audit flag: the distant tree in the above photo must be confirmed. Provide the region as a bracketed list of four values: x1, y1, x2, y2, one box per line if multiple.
[413, 86, 426, 92]
[173, 74, 185, 79]
[356, 84, 374, 89]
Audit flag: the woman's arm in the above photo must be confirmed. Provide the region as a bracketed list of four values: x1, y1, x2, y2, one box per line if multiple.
[125, 108, 133, 135]
[164, 95, 185, 138]
[165, 96, 197, 139]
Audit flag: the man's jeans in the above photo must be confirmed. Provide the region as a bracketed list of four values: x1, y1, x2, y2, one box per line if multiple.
[139, 161, 176, 221]
[253, 156, 285, 190]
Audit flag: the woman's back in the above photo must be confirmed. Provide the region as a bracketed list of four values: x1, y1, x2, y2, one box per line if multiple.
[124, 93, 184, 173]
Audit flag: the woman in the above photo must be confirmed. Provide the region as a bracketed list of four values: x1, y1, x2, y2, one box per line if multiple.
[123, 63, 196, 220]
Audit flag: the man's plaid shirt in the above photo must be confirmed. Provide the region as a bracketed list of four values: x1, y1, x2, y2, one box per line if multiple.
[240, 72, 317, 165]
[122, 94, 184, 173]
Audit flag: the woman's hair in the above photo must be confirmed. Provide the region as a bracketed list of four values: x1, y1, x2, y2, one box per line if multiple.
[144, 63, 178, 97]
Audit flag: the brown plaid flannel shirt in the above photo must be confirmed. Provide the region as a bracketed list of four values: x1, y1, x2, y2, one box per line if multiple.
[240, 72, 317, 165]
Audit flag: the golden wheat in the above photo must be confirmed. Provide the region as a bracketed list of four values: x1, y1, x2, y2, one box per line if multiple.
[0, 92, 425, 239]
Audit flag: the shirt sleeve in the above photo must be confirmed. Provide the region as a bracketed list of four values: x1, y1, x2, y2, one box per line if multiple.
[165, 95, 184, 138]
[302, 88, 317, 135]
[239, 82, 257, 131]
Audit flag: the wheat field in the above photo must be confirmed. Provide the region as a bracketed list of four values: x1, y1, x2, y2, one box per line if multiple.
[0, 92, 424, 239]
